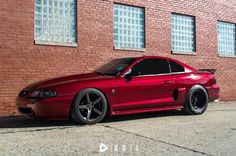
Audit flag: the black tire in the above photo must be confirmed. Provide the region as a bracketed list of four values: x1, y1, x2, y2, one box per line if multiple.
[71, 88, 108, 124]
[183, 85, 208, 115]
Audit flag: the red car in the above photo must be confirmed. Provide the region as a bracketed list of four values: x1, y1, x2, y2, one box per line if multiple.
[16, 56, 220, 124]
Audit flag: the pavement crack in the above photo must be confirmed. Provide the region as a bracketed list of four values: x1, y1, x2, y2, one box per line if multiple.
[101, 125, 213, 156]
[0, 127, 73, 134]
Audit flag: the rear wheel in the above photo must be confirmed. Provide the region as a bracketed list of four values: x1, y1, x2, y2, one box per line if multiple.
[183, 85, 208, 115]
[71, 88, 108, 124]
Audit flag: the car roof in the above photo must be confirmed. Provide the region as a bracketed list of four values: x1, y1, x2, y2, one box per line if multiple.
[133, 56, 180, 63]
[139, 55, 174, 60]
[117, 55, 196, 72]
[118, 56, 170, 60]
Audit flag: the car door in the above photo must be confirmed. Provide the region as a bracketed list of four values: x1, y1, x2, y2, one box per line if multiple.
[113, 58, 177, 111]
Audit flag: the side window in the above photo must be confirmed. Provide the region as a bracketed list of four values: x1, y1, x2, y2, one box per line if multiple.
[132, 59, 170, 76]
[169, 61, 185, 73]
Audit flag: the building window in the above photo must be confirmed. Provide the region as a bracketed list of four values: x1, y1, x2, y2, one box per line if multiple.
[113, 4, 145, 50]
[34, 0, 77, 46]
[171, 13, 195, 52]
[218, 21, 236, 56]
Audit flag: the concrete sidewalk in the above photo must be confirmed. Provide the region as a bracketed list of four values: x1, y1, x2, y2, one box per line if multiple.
[0, 102, 235, 156]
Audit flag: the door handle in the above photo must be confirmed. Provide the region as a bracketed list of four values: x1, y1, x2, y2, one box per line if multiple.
[164, 80, 173, 85]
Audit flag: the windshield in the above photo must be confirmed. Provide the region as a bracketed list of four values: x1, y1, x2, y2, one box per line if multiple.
[95, 58, 136, 76]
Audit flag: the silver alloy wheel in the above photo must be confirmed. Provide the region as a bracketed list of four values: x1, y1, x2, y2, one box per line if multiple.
[78, 92, 104, 122]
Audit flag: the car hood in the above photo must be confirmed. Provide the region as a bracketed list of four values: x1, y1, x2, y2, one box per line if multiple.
[23, 72, 111, 90]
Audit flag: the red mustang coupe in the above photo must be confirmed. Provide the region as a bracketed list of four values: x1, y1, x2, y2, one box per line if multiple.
[16, 56, 220, 124]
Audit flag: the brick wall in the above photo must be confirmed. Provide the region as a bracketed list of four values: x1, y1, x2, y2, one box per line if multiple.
[0, 0, 236, 116]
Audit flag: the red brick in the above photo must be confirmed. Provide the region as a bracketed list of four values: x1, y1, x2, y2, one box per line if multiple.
[0, 0, 236, 115]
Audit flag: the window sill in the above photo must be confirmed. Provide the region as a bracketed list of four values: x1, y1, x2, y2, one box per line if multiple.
[218, 54, 236, 58]
[171, 51, 196, 56]
[35, 41, 77, 47]
[114, 46, 146, 52]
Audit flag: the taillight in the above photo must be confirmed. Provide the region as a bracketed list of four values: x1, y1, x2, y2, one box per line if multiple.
[213, 78, 216, 84]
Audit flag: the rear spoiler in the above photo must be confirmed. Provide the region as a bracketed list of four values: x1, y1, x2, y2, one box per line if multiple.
[198, 69, 216, 74]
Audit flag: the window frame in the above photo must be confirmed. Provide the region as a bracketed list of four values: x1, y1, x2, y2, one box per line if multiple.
[129, 58, 171, 77]
[171, 13, 197, 55]
[34, 0, 78, 47]
[168, 60, 186, 74]
[217, 20, 236, 58]
[113, 3, 146, 52]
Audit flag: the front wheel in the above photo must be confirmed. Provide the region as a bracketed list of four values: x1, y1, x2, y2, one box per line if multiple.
[71, 88, 108, 124]
[183, 85, 209, 115]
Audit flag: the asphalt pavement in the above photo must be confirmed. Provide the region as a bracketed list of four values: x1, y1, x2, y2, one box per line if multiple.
[0, 102, 235, 156]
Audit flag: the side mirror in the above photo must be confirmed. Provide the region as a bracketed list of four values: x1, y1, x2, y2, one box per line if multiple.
[124, 73, 132, 81]
[123, 69, 140, 81]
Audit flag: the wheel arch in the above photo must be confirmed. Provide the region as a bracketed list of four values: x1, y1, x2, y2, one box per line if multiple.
[195, 83, 209, 98]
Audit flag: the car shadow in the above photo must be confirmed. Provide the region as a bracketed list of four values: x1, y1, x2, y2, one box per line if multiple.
[103, 109, 185, 123]
[0, 116, 75, 129]
[0, 110, 185, 129]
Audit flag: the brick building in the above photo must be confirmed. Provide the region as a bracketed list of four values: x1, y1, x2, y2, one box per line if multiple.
[0, 0, 236, 116]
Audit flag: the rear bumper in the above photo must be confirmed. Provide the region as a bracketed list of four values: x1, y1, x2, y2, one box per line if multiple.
[207, 84, 220, 102]
[16, 96, 73, 119]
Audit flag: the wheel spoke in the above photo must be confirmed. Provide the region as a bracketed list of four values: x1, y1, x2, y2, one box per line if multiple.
[191, 91, 207, 110]
[78, 92, 105, 122]
[191, 98, 195, 102]
[93, 108, 102, 115]
[86, 93, 91, 103]
[78, 105, 88, 109]
[87, 109, 91, 121]
[93, 98, 102, 106]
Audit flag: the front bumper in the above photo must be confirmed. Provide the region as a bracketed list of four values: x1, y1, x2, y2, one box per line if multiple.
[16, 96, 73, 119]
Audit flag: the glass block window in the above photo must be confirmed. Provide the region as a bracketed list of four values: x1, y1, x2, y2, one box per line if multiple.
[35, 0, 77, 45]
[218, 21, 236, 56]
[114, 4, 145, 49]
[172, 14, 195, 52]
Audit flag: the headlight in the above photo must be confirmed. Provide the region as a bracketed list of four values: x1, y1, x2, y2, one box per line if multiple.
[28, 90, 57, 98]
[39, 90, 57, 97]
[27, 91, 40, 98]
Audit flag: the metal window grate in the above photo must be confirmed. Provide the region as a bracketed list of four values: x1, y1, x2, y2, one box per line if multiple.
[113, 4, 145, 49]
[34, 0, 76, 44]
[171, 14, 195, 52]
[218, 21, 236, 56]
